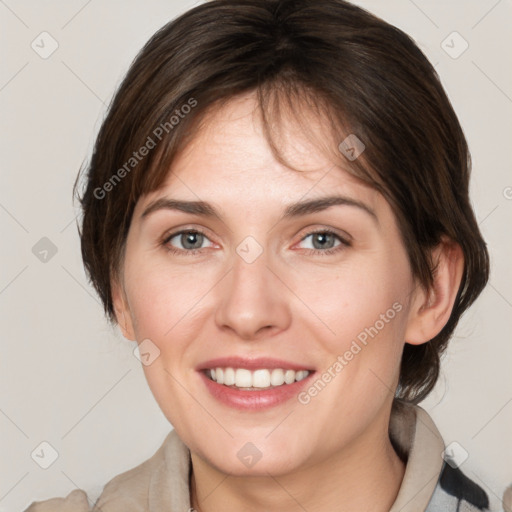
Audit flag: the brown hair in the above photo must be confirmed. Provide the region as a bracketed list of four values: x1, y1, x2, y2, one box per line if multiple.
[74, 0, 489, 404]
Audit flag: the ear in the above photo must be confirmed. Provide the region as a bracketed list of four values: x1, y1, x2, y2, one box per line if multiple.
[111, 275, 136, 341]
[405, 237, 465, 345]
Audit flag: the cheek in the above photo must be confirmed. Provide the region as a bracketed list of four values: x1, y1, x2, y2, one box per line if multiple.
[124, 259, 214, 340]
[123, 261, 208, 420]
[306, 257, 408, 335]
[301, 251, 411, 387]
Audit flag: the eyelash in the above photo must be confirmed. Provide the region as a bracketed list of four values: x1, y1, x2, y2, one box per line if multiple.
[161, 228, 351, 257]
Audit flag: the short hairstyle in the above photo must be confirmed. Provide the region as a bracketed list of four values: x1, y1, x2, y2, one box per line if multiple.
[74, 0, 489, 404]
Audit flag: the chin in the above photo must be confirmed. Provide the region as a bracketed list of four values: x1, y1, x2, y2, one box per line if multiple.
[196, 440, 308, 478]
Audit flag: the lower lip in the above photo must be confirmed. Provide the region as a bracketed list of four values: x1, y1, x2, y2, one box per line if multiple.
[198, 370, 315, 410]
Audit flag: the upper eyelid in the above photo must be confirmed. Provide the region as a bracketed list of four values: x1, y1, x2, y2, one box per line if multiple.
[163, 226, 212, 242]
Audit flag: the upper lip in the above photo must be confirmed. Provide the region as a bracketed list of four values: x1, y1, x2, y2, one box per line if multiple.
[196, 357, 315, 372]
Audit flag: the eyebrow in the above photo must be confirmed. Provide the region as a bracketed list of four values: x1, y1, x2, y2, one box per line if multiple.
[140, 195, 378, 224]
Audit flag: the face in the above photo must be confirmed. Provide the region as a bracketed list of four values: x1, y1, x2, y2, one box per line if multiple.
[113, 91, 422, 477]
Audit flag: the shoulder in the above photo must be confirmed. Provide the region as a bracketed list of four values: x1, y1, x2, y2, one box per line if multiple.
[92, 439, 165, 511]
[23, 431, 180, 512]
[23, 489, 91, 512]
[440, 462, 490, 507]
[426, 462, 493, 511]
[95, 428, 192, 510]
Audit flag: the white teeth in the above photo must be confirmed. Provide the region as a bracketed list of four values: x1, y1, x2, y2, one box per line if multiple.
[224, 367, 235, 386]
[284, 369, 296, 384]
[206, 367, 311, 388]
[270, 369, 285, 386]
[235, 368, 252, 387]
[295, 370, 309, 382]
[252, 369, 270, 387]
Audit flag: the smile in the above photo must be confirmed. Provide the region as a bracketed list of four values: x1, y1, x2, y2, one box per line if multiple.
[205, 367, 311, 390]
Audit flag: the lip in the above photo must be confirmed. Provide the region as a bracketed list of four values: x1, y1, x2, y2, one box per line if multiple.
[198, 370, 315, 410]
[196, 356, 316, 411]
[196, 356, 315, 372]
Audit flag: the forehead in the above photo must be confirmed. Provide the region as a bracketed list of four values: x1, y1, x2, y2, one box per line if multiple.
[136, 92, 382, 217]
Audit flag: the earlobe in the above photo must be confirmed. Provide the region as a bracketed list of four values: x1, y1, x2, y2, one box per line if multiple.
[404, 237, 465, 345]
[111, 278, 136, 341]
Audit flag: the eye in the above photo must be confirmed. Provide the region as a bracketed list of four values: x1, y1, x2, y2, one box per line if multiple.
[162, 229, 214, 255]
[161, 227, 351, 257]
[296, 229, 351, 255]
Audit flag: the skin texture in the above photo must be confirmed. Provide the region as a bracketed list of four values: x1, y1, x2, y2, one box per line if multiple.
[112, 91, 464, 512]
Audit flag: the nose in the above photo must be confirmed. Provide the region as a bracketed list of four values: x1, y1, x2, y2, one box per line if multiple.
[214, 247, 292, 340]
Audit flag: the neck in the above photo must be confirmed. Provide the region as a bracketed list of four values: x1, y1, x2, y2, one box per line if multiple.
[189, 416, 406, 512]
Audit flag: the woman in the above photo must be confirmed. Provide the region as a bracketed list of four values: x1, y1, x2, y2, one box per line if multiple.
[25, 0, 499, 510]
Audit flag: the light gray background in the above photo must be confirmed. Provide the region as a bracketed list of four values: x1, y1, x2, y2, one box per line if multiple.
[1, 1, 511, 510]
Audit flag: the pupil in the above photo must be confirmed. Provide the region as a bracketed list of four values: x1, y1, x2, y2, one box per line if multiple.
[313, 233, 333, 249]
[183, 232, 202, 249]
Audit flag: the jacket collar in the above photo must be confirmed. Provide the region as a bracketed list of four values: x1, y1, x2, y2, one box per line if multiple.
[101, 401, 444, 511]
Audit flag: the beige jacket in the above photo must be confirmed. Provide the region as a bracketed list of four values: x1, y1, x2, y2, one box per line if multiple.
[23, 403, 449, 512]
